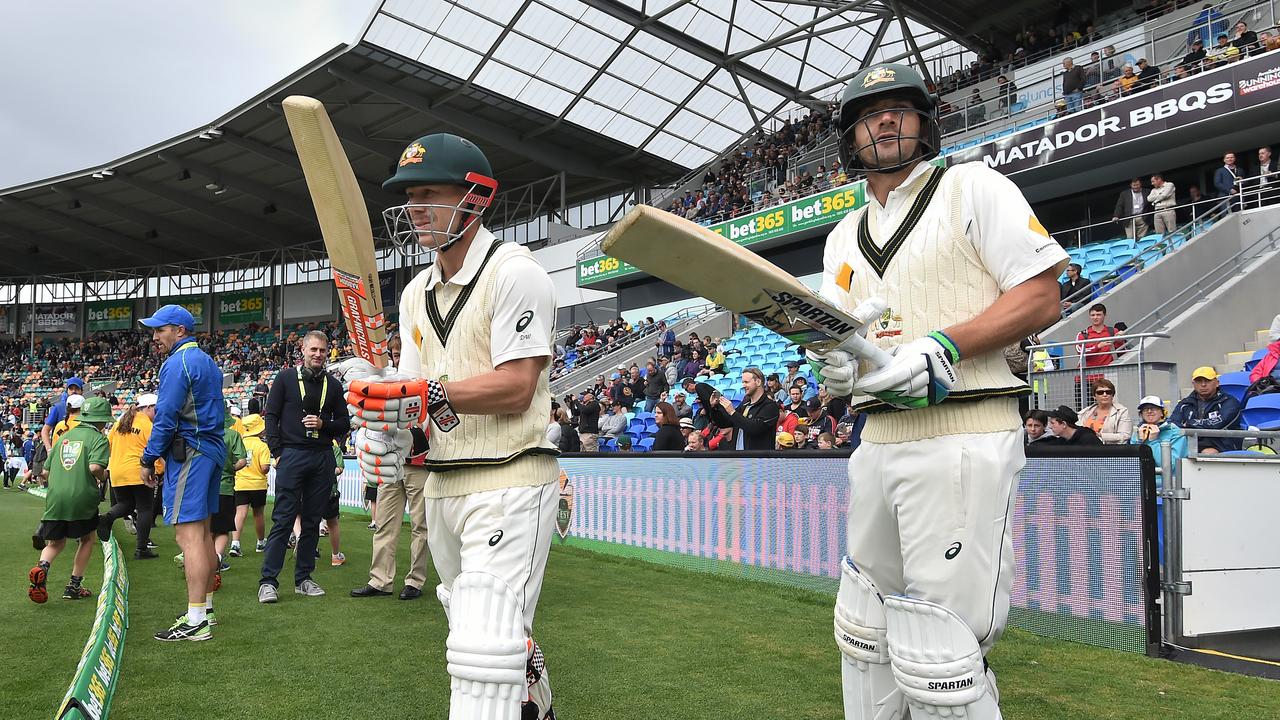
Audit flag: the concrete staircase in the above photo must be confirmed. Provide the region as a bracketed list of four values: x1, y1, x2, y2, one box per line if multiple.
[1223, 328, 1274, 371]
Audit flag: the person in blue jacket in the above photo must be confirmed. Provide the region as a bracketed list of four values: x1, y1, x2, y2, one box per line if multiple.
[138, 304, 226, 642]
[1169, 366, 1242, 453]
[40, 376, 83, 452]
[1132, 395, 1189, 479]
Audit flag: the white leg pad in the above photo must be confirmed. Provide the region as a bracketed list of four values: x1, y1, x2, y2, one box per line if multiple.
[883, 596, 1001, 720]
[835, 557, 905, 720]
[437, 583, 452, 621]
[446, 571, 528, 720]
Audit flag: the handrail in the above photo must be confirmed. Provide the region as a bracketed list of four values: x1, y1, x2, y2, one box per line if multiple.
[1026, 332, 1171, 402]
[552, 303, 722, 384]
[1049, 196, 1228, 248]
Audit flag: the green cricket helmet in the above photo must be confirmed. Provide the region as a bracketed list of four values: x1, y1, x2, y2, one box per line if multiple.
[836, 63, 940, 174]
[382, 133, 499, 255]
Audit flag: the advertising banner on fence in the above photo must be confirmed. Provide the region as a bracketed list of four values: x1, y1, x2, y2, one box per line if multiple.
[577, 181, 868, 286]
[57, 539, 128, 720]
[85, 300, 133, 332]
[21, 304, 77, 334]
[218, 290, 266, 324]
[954, 51, 1280, 174]
[161, 296, 206, 329]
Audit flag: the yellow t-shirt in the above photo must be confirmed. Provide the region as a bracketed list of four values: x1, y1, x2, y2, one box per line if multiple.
[235, 434, 272, 491]
[52, 417, 80, 447]
[107, 413, 164, 487]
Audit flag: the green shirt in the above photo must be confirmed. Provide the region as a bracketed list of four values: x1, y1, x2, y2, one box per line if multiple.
[43, 424, 109, 522]
[221, 419, 247, 496]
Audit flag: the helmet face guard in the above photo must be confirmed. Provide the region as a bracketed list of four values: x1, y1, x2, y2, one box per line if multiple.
[383, 172, 498, 258]
[837, 103, 940, 175]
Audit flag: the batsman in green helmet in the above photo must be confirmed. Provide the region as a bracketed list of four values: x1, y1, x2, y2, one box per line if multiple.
[381, 132, 499, 257]
[835, 62, 941, 174]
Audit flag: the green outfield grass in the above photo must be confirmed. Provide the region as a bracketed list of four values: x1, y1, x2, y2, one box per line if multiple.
[2, 490, 1277, 719]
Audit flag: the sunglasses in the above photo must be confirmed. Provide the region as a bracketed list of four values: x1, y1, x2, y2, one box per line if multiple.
[1094, 389, 1114, 396]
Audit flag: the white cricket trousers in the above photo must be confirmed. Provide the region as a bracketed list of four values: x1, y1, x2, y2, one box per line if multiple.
[846, 429, 1022, 653]
[424, 476, 559, 634]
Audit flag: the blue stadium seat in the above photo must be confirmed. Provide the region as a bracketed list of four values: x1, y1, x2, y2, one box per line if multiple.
[1242, 395, 1280, 430]
[644, 420, 658, 434]
[638, 437, 655, 451]
[633, 411, 654, 421]
[1218, 371, 1252, 402]
[1245, 349, 1267, 372]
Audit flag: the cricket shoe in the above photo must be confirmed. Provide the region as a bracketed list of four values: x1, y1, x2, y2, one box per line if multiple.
[28, 565, 48, 604]
[154, 618, 211, 642]
[63, 583, 92, 600]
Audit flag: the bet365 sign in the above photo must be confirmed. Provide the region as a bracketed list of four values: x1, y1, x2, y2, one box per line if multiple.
[218, 290, 266, 324]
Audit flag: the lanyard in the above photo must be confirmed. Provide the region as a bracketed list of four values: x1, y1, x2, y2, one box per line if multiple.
[297, 367, 327, 413]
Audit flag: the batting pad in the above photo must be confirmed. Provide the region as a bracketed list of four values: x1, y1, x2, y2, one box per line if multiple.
[446, 571, 528, 720]
[835, 557, 904, 720]
[884, 596, 1000, 719]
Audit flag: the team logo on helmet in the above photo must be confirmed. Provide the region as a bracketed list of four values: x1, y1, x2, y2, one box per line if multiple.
[60, 441, 83, 471]
[398, 142, 426, 167]
[862, 66, 896, 88]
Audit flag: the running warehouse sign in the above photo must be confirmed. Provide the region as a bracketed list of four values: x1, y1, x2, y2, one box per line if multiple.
[954, 52, 1280, 174]
[577, 182, 868, 287]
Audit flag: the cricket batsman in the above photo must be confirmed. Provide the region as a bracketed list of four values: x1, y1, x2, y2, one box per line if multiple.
[344, 133, 559, 720]
[806, 64, 1068, 719]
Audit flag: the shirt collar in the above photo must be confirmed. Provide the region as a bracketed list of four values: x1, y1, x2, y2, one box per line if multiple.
[424, 226, 496, 290]
[867, 162, 935, 211]
[169, 338, 198, 357]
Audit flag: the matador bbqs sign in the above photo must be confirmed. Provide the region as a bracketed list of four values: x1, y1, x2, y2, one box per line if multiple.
[951, 52, 1280, 174]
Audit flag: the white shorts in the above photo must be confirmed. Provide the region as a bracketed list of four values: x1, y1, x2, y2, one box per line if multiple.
[846, 429, 1022, 652]
[425, 480, 558, 635]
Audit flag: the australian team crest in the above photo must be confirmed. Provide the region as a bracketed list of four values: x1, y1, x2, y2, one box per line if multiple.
[555, 469, 574, 541]
[862, 66, 896, 88]
[60, 441, 83, 471]
[398, 141, 426, 167]
[872, 307, 904, 340]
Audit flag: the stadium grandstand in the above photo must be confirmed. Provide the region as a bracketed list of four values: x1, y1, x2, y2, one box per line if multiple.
[4, 1, 1280, 718]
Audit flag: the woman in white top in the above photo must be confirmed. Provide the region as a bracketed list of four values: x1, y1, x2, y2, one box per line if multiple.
[1078, 378, 1133, 444]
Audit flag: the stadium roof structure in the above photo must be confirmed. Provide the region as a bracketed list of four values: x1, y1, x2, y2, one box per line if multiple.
[0, 0, 981, 279]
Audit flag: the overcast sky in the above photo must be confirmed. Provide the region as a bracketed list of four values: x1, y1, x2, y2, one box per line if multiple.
[0, 1, 378, 192]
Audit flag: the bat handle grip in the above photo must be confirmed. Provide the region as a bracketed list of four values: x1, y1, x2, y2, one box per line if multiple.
[837, 334, 894, 370]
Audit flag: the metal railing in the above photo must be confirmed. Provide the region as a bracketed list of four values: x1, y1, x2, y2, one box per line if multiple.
[550, 303, 722, 390]
[1026, 332, 1175, 411]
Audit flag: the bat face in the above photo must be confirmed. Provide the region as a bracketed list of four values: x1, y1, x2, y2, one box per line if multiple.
[282, 95, 388, 368]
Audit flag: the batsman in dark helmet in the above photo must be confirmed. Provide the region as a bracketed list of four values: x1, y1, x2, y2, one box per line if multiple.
[835, 63, 941, 175]
[382, 132, 499, 256]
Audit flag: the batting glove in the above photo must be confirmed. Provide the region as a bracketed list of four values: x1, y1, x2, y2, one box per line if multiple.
[805, 296, 888, 397]
[852, 331, 960, 410]
[347, 378, 459, 433]
[354, 428, 412, 486]
[330, 357, 409, 390]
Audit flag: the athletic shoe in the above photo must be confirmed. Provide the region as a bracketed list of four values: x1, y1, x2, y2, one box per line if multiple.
[28, 565, 48, 604]
[258, 584, 279, 604]
[287, 533, 297, 549]
[255, 540, 266, 553]
[173, 552, 184, 567]
[218, 558, 231, 573]
[134, 548, 159, 560]
[96, 516, 113, 543]
[330, 552, 346, 567]
[175, 610, 217, 627]
[367, 521, 377, 530]
[123, 518, 137, 535]
[319, 524, 329, 537]
[63, 583, 92, 600]
[228, 544, 243, 558]
[147, 540, 158, 550]
[154, 618, 211, 642]
[295, 579, 325, 596]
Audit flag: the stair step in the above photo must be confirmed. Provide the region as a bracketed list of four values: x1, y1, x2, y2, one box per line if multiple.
[1224, 350, 1253, 369]
[1244, 340, 1269, 353]
[1257, 329, 1273, 345]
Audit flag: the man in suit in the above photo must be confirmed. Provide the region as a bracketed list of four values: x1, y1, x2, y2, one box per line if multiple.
[1214, 152, 1241, 211]
[1113, 178, 1152, 238]
[1254, 146, 1278, 208]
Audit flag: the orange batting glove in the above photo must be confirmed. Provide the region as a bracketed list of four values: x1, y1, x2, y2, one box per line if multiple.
[347, 378, 459, 433]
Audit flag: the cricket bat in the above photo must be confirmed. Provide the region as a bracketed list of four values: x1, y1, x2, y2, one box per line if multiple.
[282, 95, 388, 368]
[601, 205, 893, 367]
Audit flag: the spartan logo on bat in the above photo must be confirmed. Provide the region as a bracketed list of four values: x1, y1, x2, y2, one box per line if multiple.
[398, 141, 426, 167]
[555, 469, 575, 541]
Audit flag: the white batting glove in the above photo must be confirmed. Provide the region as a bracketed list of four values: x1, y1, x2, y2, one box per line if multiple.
[330, 357, 408, 390]
[852, 331, 960, 410]
[806, 296, 887, 397]
[354, 427, 412, 486]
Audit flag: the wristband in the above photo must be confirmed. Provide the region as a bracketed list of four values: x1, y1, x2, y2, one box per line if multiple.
[426, 379, 459, 433]
[927, 330, 961, 364]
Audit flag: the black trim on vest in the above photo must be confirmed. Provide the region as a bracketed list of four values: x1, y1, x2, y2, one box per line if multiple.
[853, 385, 1029, 414]
[425, 240, 505, 347]
[857, 165, 948, 278]
[423, 446, 561, 472]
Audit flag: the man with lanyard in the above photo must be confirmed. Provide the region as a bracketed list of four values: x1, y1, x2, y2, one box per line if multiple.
[257, 330, 350, 603]
[139, 305, 227, 642]
[40, 377, 84, 452]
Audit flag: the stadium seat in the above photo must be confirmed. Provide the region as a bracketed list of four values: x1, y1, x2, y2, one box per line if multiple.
[638, 437, 655, 451]
[644, 420, 658, 434]
[1218, 371, 1252, 402]
[1246, 349, 1267, 372]
[1242, 395, 1280, 430]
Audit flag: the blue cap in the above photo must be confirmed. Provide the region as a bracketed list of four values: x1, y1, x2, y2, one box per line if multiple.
[65, 376, 84, 389]
[139, 304, 195, 331]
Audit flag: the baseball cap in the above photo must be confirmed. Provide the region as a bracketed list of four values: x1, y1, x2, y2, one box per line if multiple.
[805, 397, 824, 412]
[65, 376, 85, 389]
[1192, 366, 1218, 380]
[1047, 405, 1079, 426]
[136, 393, 158, 407]
[139, 304, 195, 331]
[784, 360, 800, 368]
[229, 404, 242, 417]
[67, 394, 85, 409]
[1137, 395, 1164, 410]
[776, 431, 795, 447]
[679, 417, 694, 430]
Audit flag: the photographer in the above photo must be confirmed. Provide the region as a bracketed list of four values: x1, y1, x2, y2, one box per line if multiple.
[707, 367, 779, 451]
[569, 390, 601, 452]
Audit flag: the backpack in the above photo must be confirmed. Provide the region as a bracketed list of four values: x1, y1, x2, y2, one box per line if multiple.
[558, 424, 581, 453]
[1243, 375, 1280, 403]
